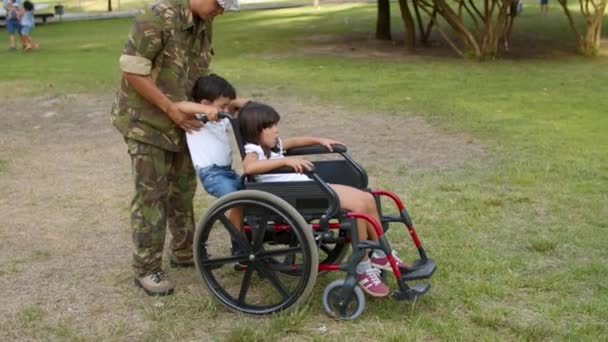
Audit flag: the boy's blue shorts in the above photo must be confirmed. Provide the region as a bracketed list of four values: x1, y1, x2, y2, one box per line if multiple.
[197, 165, 241, 198]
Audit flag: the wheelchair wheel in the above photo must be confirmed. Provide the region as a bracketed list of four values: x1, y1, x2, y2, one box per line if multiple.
[322, 279, 366, 320]
[194, 190, 319, 315]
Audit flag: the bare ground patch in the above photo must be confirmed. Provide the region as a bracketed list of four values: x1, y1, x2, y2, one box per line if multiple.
[253, 31, 579, 60]
[0, 92, 482, 339]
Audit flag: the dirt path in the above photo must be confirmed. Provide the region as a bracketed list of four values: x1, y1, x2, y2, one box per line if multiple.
[0, 92, 482, 339]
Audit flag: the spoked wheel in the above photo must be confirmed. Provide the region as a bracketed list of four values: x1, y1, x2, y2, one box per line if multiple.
[194, 190, 319, 315]
[322, 279, 366, 320]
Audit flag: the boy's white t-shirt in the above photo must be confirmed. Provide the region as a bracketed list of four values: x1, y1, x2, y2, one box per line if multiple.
[186, 118, 232, 169]
[244, 138, 311, 183]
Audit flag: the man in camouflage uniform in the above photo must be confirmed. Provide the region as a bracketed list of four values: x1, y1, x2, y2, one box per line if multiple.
[111, 0, 239, 296]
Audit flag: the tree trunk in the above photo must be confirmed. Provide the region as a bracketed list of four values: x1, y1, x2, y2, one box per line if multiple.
[108, 0, 112, 12]
[398, 0, 416, 50]
[435, 0, 482, 57]
[559, 0, 607, 56]
[412, 0, 428, 44]
[376, 0, 392, 40]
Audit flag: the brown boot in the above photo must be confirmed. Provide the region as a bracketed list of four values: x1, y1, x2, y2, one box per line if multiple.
[134, 270, 175, 296]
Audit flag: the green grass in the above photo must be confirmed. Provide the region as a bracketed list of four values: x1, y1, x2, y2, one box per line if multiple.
[1, 3, 607, 340]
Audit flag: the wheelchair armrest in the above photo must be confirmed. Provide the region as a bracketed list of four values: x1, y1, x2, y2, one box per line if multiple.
[247, 165, 316, 175]
[285, 144, 347, 156]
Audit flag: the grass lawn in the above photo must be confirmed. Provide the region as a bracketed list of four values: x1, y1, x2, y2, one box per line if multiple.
[1, 2, 607, 340]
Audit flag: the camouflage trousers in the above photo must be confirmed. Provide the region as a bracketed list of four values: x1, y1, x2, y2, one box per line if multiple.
[126, 138, 197, 277]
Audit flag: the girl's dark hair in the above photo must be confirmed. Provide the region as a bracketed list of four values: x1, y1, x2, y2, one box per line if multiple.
[238, 101, 281, 157]
[23, 1, 34, 11]
[191, 74, 236, 103]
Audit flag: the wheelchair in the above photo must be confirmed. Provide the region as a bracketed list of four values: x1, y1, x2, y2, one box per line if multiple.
[193, 113, 436, 320]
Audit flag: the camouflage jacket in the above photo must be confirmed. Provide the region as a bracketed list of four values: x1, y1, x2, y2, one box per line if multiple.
[111, 0, 213, 152]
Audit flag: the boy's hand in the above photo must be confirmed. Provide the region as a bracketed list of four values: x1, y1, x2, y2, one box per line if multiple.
[284, 157, 314, 174]
[228, 98, 251, 114]
[318, 138, 342, 152]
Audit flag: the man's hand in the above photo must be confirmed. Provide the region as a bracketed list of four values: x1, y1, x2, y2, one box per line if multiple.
[284, 157, 314, 174]
[166, 103, 202, 133]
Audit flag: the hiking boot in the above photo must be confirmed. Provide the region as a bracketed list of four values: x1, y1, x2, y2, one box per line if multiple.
[370, 251, 410, 272]
[356, 267, 390, 297]
[134, 270, 175, 296]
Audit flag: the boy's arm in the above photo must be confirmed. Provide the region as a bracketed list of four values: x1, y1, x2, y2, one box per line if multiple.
[174, 101, 219, 118]
[242, 153, 313, 175]
[282, 137, 342, 151]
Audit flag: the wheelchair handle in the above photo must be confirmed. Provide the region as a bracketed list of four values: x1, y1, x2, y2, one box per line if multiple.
[195, 112, 233, 124]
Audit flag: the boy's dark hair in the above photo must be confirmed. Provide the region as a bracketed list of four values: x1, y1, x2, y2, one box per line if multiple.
[191, 74, 236, 103]
[23, 1, 34, 11]
[238, 101, 281, 156]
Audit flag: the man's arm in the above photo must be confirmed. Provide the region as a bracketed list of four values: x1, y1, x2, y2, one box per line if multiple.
[122, 72, 215, 132]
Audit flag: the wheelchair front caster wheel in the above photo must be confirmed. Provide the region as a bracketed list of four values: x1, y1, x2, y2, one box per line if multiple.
[322, 279, 366, 320]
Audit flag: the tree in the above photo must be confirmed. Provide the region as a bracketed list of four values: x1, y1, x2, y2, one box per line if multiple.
[558, 0, 607, 55]
[376, 0, 392, 40]
[415, 0, 515, 58]
[398, 0, 417, 50]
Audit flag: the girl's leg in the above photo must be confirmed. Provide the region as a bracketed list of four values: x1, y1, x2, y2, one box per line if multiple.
[330, 184, 408, 273]
[329, 184, 380, 243]
[329, 184, 389, 297]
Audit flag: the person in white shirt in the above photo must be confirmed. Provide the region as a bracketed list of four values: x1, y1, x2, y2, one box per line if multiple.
[187, 74, 248, 197]
[239, 101, 409, 298]
[186, 74, 249, 255]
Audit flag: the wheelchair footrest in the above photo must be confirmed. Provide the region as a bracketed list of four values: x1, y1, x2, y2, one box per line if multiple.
[392, 283, 431, 301]
[400, 258, 436, 281]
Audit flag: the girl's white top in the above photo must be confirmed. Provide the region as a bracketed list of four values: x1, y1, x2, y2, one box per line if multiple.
[244, 138, 311, 182]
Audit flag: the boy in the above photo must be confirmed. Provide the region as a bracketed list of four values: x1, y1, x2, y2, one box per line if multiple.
[19, 0, 39, 51]
[186, 74, 249, 254]
[187, 73, 249, 198]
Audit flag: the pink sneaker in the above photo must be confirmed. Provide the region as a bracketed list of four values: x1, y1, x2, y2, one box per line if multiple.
[356, 267, 390, 297]
[370, 251, 409, 272]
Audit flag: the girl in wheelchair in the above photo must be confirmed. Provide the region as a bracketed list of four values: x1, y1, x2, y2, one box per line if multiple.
[238, 101, 408, 297]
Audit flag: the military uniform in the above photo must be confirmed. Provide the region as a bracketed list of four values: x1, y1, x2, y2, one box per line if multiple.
[111, 0, 213, 277]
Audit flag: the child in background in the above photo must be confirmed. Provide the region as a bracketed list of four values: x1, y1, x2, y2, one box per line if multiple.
[3, 0, 22, 50]
[19, 0, 39, 51]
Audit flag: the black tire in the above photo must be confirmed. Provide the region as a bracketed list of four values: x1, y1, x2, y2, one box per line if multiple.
[194, 190, 319, 315]
[322, 279, 366, 320]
